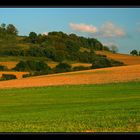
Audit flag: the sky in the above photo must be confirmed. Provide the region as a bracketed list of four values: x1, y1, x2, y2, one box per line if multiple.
[0, 8, 140, 54]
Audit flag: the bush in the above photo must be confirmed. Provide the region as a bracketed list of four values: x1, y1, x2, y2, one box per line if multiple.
[72, 66, 90, 71]
[91, 57, 112, 69]
[54, 62, 72, 73]
[1, 74, 17, 80]
[22, 73, 32, 78]
[0, 65, 8, 71]
[13, 61, 29, 71]
[91, 56, 124, 69]
[110, 59, 124, 66]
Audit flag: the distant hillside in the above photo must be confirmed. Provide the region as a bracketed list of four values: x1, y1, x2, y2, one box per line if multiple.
[0, 23, 125, 77]
[0, 23, 111, 63]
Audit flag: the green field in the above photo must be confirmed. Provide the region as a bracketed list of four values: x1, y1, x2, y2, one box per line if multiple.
[0, 81, 140, 132]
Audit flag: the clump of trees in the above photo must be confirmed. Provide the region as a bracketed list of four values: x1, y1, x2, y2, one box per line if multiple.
[0, 23, 18, 38]
[130, 50, 140, 56]
[91, 56, 124, 69]
[13, 60, 52, 74]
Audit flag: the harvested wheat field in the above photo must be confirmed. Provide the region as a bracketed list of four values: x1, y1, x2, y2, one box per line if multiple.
[71, 63, 92, 67]
[96, 51, 140, 65]
[47, 62, 92, 68]
[0, 71, 29, 79]
[0, 64, 140, 89]
[0, 61, 18, 69]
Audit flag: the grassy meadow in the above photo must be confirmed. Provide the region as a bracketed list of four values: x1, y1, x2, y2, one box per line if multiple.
[0, 81, 140, 132]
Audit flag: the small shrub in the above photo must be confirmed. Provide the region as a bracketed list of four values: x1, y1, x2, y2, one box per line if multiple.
[110, 59, 124, 66]
[91, 57, 112, 69]
[54, 62, 72, 73]
[1, 74, 17, 80]
[13, 61, 28, 71]
[0, 65, 8, 71]
[22, 73, 32, 78]
[72, 66, 90, 71]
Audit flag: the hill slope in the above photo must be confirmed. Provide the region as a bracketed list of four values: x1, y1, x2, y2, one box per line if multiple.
[0, 64, 140, 89]
[96, 51, 140, 65]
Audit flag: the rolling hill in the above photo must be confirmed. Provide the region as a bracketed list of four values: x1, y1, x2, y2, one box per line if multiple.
[96, 51, 140, 65]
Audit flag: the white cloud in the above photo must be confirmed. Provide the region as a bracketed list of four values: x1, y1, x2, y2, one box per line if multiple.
[69, 22, 126, 38]
[102, 42, 120, 48]
[42, 32, 48, 35]
[99, 22, 126, 38]
[69, 23, 98, 33]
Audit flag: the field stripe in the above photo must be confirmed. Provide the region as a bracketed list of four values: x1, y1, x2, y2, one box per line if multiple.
[0, 64, 140, 89]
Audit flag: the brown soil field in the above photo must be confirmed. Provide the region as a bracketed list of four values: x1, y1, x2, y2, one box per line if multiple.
[0, 61, 18, 69]
[0, 71, 29, 79]
[96, 51, 140, 65]
[0, 64, 140, 89]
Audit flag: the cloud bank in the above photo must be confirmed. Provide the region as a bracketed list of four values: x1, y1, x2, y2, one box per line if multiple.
[99, 22, 126, 38]
[70, 22, 126, 38]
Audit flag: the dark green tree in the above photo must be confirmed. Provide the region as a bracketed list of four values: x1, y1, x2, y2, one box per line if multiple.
[13, 61, 29, 71]
[29, 32, 37, 43]
[6, 24, 18, 35]
[130, 50, 138, 56]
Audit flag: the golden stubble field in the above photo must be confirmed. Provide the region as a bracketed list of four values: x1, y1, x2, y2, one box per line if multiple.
[96, 51, 140, 65]
[0, 61, 18, 69]
[0, 64, 140, 89]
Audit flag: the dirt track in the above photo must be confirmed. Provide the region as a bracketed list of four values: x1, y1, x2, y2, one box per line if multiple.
[0, 65, 140, 89]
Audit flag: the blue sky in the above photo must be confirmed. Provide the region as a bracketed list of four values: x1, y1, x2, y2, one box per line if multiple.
[0, 8, 140, 54]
